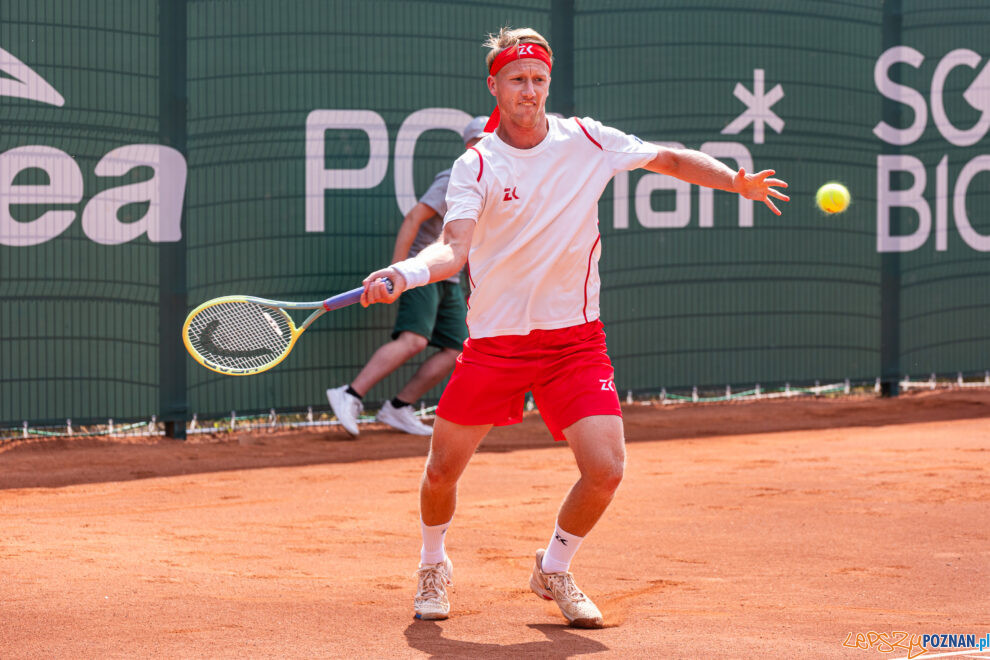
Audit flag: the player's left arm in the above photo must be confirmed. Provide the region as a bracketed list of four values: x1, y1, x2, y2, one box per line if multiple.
[644, 147, 790, 216]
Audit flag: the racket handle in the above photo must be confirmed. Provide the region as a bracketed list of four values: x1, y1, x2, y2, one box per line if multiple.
[322, 277, 394, 311]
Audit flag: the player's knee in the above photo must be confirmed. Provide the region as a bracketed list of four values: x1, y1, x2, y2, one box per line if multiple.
[423, 459, 458, 490]
[590, 442, 626, 492]
[602, 461, 625, 493]
[585, 458, 624, 494]
[397, 331, 429, 354]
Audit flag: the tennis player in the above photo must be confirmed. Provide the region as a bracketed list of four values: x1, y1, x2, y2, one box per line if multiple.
[327, 118, 487, 436]
[360, 27, 789, 627]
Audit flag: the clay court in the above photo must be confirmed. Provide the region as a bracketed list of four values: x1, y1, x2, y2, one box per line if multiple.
[1, 390, 988, 659]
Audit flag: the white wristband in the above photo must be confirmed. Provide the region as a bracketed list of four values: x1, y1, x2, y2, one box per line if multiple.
[391, 258, 431, 289]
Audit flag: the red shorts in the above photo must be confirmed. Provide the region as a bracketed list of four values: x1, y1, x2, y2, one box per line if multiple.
[436, 320, 621, 441]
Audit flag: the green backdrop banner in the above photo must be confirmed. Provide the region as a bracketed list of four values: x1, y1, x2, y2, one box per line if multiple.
[2, 0, 988, 427]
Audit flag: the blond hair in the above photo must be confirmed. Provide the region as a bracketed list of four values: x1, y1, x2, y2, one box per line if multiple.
[483, 27, 553, 71]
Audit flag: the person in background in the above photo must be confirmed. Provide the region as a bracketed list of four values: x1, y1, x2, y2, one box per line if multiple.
[326, 117, 487, 437]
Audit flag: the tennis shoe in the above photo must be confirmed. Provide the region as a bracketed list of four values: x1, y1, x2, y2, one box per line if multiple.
[414, 556, 453, 620]
[327, 385, 362, 437]
[377, 400, 433, 436]
[529, 549, 604, 628]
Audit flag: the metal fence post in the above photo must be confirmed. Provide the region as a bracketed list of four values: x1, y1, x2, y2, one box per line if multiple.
[159, 0, 189, 437]
[879, 0, 902, 397]
[550, 0, 575, 118]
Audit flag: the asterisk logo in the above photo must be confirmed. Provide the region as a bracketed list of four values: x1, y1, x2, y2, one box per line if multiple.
[721, 69, 783, 144]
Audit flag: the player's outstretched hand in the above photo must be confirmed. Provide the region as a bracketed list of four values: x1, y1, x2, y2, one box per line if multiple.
[733, 168, 790, 216]
[361, 269, 404, 307]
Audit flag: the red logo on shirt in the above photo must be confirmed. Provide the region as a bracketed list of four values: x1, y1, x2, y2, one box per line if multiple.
[503, 186, 520, 201]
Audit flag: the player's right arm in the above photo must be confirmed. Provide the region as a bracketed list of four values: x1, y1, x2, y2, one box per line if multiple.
[361, 219, 474, 306]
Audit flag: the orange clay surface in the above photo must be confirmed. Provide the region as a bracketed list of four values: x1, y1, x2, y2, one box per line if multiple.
[1, 389, 988, 659]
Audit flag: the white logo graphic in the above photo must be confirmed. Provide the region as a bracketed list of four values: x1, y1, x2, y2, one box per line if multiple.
[307, 112, 757, 234]
[599, 378, 616, 392]
[722, 69, 785, 144]
[262, 311, 283, 337]
[305, 108, 472, 231]
[518, 44, 534, 55]
[874, 46, 990, 147]
[1, 47, 187, 247]
[0, 47, 64, 106]
[874, 46, 990, 253]
[1, 144, 187, 246]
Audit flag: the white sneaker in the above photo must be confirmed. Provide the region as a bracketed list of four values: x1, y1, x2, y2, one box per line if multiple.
[414, 556, 453, 620]
[529, 549, 604, 628]
[326, 385, 362, 436]
[376, 400, 433, 436]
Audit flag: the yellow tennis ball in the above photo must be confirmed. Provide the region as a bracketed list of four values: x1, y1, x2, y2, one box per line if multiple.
[816, 182, 851, 214]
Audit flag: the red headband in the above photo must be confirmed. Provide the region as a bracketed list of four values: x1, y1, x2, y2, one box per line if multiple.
[484, 43, 553, 132]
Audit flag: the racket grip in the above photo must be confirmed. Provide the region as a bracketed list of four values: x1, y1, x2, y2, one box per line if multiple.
[322, 277, 394, 311]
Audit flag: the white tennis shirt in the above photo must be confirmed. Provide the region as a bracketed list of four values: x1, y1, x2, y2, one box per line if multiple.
[444, 115, 660, 338]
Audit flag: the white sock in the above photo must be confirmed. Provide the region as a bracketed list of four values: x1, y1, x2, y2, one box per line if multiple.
[541, 522, 584, 574]
[420, 519, 451, 566]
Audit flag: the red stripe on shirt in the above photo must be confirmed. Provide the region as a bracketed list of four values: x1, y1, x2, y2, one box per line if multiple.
[574, 118, 603, 150]
[468, 146, 484, 181]
[465, 260, 474, 310]
[466, 259, 476, 289]
[583, 234, 601, 322]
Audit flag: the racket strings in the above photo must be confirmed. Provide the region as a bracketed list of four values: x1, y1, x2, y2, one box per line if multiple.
[186, 301, 293, 373]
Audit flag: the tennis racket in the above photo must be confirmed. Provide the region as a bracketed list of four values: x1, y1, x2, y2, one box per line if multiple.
[182, 278, 393, 376]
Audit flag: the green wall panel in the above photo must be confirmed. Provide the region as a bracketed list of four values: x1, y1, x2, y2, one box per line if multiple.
[2, 0, 988, 426]
[0, 0, 160, 424]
